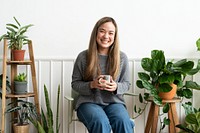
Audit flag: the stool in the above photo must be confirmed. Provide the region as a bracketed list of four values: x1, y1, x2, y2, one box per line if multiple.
[145, 97, 181, 133]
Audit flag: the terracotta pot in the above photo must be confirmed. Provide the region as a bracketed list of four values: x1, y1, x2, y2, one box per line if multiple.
[12, 50, 25, 61]
[159, 83, 177, 100]
[13, 123, 29, 133]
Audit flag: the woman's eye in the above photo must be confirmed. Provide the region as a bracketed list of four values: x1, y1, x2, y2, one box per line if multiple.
[109, 32, 114, 35]
[99, 30, 105, 33]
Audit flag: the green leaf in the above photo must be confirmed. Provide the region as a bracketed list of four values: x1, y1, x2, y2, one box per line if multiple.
[44, 85, 54, 133]
[134, 105, 137, 113]
[173, 59, 187, 67]
[37, 121, 46, 133]
[153, 96, 162, 105]
[41, 109, 48, 131]
[6, 23, 18, 29]
[185, 81, 200, 90]
[13, 16, 21, 27]
[176, 124, 194, 133]
[144, 93, 150, 100]
[139, 93, 143, 103]
[151, 50, 165, 73]
[197, 59, 200, 70]
[138, 72, 150, 81]
[136, 80, 144, 88]
[163, 117, 170, 125]
[159, 74, 174, 84]
[163, 103, 169, 113]
[182, 102, 196, 115]
[141, 58, 152, 72]
[158, 83, 172, 92]
[6, 27, 17, 33]
[196, 38, 200, 51]
[183, 89, 193, 99]
[185, 114, 198, 125]
[141, 80, 154, 91]
[181, 61, 194, 73]
[187, 68, 199, 75]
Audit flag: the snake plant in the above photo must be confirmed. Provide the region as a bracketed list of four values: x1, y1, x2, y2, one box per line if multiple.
[30, 84, 60, 133]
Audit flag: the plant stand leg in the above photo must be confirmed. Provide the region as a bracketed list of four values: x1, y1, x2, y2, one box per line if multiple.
[168, 103, 180, 133]
[145, 102, 159, 133]
[151, 104, 159, 133]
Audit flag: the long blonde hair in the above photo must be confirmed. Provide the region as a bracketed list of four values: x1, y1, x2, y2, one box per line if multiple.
[84, 17, 120, 81]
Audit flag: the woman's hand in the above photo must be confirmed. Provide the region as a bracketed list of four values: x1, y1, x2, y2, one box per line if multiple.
[103, 77, 117, 92]
[90, 75, 105, 90]
[90, 75, 117, 92]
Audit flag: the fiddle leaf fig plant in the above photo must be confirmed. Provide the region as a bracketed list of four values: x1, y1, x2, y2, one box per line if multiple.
[135, 49, 200, 131]
[136, 50, 200, 105]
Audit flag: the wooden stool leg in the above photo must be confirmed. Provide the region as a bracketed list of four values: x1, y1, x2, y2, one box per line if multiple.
[145, 102, 159, 133]
[168, 104, 175, 133]
[145, 103, 155, 133]
[171, 103, 180, 133]
[151, 104, 159, 133]
[168, 103, 180, 133]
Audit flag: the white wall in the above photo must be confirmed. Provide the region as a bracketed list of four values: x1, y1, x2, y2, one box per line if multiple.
[1, 0, 200, 59]
[1, 0, 200, 133]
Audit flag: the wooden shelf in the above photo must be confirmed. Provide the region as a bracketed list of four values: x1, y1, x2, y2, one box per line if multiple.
[6, 93, 35, 98]
[6, 60, 32, 65]
[1, 40, 40, 133]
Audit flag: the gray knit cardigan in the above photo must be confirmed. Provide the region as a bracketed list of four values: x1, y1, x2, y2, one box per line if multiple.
[71, 50, 131, 110]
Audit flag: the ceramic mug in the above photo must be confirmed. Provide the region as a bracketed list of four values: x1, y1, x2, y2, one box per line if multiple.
[99, 75, 110, 84]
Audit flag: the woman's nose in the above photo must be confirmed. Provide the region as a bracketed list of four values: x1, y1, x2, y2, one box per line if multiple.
[103, 32, 109, 38]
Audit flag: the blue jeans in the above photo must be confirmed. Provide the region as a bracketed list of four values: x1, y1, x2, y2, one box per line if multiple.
[77, 103, 134, 133]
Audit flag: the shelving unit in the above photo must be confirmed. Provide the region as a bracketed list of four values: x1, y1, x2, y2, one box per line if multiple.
[1, 39, 40, 133]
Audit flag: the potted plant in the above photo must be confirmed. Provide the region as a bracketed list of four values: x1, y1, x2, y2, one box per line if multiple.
[6, 99, 39, 133]
[135, 49, 200, 130]
[136, 49, 200, 105]
[0, 17, 33, 61]
[176, 102, 200, 133]
[14, 73, 27, 94]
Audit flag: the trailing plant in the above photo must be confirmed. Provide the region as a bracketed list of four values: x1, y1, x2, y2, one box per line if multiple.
[135, 49, 200, 131]
[30, 84, 61, 133]
[0, 17, 33, 50]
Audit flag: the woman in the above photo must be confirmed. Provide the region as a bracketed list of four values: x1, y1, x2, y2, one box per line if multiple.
[71, 17, 134, 133]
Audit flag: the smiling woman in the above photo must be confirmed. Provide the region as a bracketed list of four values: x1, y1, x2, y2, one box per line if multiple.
[71, 17, 134, 133]
[96, 22, 115, 54]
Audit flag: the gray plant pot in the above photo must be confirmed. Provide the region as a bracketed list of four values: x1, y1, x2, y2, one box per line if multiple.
[14, 81, 27, 94]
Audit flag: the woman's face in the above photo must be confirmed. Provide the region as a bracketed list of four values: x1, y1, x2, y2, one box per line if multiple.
[96, 22, 116, 54]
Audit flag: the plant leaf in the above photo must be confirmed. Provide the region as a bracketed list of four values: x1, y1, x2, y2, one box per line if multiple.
[163, 103, 170, 113]
[136, 80, 144, 88]
[182, 89, 193, 99]
[139, 93, 143, 103]
[196, 38, 200, 51]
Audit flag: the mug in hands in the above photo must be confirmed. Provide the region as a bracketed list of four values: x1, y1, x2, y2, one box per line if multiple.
[98, 75, 111, 87]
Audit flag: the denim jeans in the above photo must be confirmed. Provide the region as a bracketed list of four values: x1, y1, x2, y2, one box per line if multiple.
[77, 103, 134, 133]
